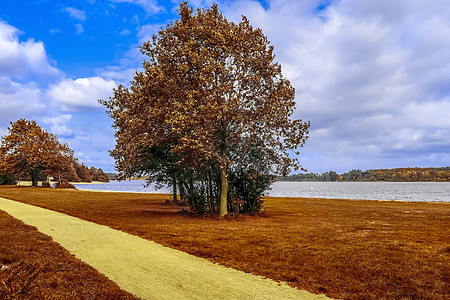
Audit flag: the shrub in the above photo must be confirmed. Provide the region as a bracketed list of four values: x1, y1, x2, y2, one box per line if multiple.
[175, 167, 273, 215]
[0, 174, 16, 185]
[55, 179, 76, 189]
[41, 181, 51, 188]
[228, 170, 273, 214]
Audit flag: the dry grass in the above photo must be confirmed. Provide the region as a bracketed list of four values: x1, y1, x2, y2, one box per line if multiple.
[0, 208, 138, 299]
[0, 185, 448, 299]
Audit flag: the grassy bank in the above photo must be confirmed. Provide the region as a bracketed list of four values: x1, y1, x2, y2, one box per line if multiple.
[0, 209, 138, 299]
[0, 186, 448, 299]
[17, 181, 106, 186]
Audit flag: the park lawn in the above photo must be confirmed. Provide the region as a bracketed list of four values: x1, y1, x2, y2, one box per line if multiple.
[0, 185, 448, 299]
[0, 208, 138, 299]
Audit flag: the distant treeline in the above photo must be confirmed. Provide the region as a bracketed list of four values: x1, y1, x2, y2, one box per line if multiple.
[279, 167, 450, 182]
[1, 165, 111, 185]
[106, 173, 118, 180]
[13, 162, 111, 183]
[67, 162, 109, 183]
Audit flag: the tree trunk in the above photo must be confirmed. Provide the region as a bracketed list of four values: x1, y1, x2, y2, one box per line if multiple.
[179, 180, 185, 201]
[207, 168, 214, 211]
[30, 169, 39, 186]
[219, 166, 228, 217]
[172, 173, 178, 202]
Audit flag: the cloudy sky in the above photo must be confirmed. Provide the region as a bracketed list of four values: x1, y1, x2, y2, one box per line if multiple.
[1, 0, 449, 173]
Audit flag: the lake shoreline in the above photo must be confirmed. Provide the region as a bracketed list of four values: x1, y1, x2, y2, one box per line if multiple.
[71, 180, 450, 202]
[75, 187, 450, 204]
[17, 181, 107, 186]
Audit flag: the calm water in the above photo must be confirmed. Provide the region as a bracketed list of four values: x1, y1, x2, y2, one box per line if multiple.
[74, 180, 450, 202]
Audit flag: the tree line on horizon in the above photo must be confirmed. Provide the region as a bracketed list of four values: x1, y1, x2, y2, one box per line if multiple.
[281, 167, 450, 182]
[65, 160, 110, 183]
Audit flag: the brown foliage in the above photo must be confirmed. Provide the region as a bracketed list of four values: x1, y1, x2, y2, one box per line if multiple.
[101, 2, 309, 215]
[371, 167, 450, 182]
[0, 119, 75, 186]
[0, 186, 448, 299]
[90, 166, 110, 182]
[0, 209, 137, 299]
[55, 179, 76, 189]
[41, 181, 51, 188]
[75, 163, 93, 182]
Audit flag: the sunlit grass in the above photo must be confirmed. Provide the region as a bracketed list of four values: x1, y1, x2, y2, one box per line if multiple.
[0, 185, 448, 299]
[0, 208, 138, 299]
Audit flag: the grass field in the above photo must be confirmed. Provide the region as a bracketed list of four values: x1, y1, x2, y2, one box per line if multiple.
[0, 209, 138, 299]
[0, 185, 448, 299]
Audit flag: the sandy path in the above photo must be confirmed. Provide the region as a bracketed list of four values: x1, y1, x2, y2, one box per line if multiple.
[0, 197, 330, 300]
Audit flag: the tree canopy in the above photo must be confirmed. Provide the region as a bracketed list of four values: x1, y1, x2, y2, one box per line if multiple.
[102, 2, 310, 216]
[0, 119, 75, 186]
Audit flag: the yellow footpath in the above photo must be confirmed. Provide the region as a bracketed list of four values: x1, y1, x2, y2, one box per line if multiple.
[0, 197, 330, 300]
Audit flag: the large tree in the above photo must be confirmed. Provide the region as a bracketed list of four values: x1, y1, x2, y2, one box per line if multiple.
[0, 119, 75, 186]
[102, 2, 309, 216]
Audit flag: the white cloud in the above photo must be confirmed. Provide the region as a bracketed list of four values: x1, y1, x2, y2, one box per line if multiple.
[0, 20, 115, 171]
[63, 7, 87, 21]
[0, 76, 46, 128]
[137, 23, 162, 44]
[64, 122, 116, 171]
[119, 29, 131, 35]
[219, 0, 450, 172]
[98, 65, 138, 84]
[0, 128, 7, 138]
[111, 0, 165, 15]
[48, 76, 116, 111]
[0, 20, 60, 82]
[402, 100, 450, 128]
[75, 23, 84, 35]
[4, 1, 448, 173]
[42, 114, 73, 137]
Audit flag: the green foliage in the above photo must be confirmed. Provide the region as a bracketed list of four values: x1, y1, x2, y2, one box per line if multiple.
[282, 171, 340, 181]
[228, 170, 273, 214]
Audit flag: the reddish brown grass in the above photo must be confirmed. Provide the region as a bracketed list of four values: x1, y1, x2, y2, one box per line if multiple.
[0, 208, 138, 299]
[0, 185, 448, 299]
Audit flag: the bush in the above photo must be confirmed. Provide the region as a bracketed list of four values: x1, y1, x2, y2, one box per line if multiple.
[55, 179, 76, 189]
[228, 170, 273, 214]
[0, 174, 16, 185]
[41, 181, 51, 188]
[174, 167, 272, 215]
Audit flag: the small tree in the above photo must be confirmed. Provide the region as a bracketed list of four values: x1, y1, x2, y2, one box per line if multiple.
[0, 119, 74, 186]
[130, 145, 183, 201]
[102, 2, 309, 216]
[90, 167, 110, 182]
[76, 162, 93, 182]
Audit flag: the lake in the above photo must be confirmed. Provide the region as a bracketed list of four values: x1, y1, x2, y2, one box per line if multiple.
[73, 180, 450, 202]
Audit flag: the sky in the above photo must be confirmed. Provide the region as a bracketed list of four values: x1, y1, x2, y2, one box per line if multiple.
[0, 0, 449, 174]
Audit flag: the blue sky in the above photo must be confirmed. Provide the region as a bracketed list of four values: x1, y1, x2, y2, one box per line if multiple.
[1, 0, 449, 173]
